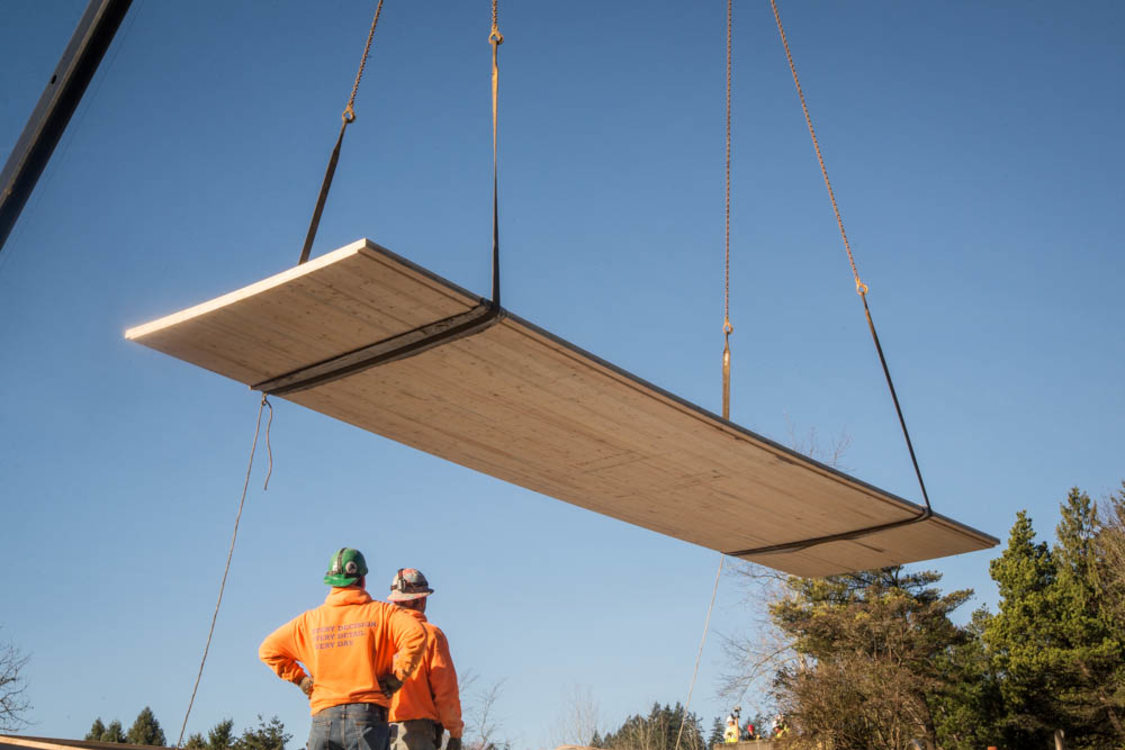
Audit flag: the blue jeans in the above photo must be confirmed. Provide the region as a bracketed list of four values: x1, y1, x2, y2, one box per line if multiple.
[309, 703, 390, 750]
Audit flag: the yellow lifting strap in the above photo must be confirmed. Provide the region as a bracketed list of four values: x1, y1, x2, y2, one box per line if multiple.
[489, 0, 503, 305]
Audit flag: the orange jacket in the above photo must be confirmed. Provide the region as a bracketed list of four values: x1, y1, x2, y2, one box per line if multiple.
[388, 609, 464, 738]
[259, 587, 428, 715]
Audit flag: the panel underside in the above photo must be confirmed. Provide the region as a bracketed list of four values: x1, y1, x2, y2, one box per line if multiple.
[127, 239, 997, 577]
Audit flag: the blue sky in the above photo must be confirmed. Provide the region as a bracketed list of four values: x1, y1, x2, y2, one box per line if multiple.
[1, 0, 1123, 746]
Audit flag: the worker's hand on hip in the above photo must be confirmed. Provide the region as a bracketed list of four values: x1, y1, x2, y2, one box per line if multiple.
[446, 738, 462, 750]
[299, 676, 314, 697]
[378, 674, 404, 697]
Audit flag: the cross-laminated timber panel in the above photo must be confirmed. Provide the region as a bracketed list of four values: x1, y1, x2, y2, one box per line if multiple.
[126, 239, 997, 577]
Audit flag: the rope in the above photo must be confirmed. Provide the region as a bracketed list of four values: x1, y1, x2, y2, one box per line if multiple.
[729, 0, 936, 559]
[768, 0, 864, 296]
[489, 0, 503, 306]
[298, 0, 386, 265]
[721, 0, 733, 421]
[175, 395, 273, 748]
[674, 555, 725, 750]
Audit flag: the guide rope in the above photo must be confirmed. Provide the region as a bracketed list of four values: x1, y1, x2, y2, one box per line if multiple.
[176, 395, 273, 748]
[298, 1, 386, 265]
[729, 0, 934, 558]
[676, 8, 733, 748]
[673, 555, 724, 750]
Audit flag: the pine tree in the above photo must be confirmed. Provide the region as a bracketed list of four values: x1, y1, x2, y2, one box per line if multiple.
[207, 719, 236, 750]
[1051, 489, 1125, 746]
[984, 510, 1060, 746]
[768, 567, 973, 749]
[86, 719, 107, 742]
[598, 703, 704, 750]
[126, 706, 166, 746]
[232, 715, 289, 750]
[183, 734, 207, 750]
[706, 717, 724, 747]
[102, 720, 127, 743]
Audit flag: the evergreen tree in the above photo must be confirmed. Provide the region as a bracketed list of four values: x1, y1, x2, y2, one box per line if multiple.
[233, 715, 289, 750]
[985, 493, 1125, 749]
[86, 719, 107, 742]
[706, 717, 724, 747]
[598, 703, 704, 750]
[126, 706, 166, 746]
[768, 567, 972, 749]
[102, 720, 127, 743]
[207, 718, 236, 750]
[983, 509, 1060, 746]
[928, 607, 1004, 749]
[1051, 489, 1125, 746]
[183, 733, 207, 750]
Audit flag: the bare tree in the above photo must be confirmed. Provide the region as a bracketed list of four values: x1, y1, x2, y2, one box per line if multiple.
[548, 685, 601, 748]
[1098, 482, 1125, 621]
[1, 634, 31, 731]
[719, 425, 852, 708]
[459, 670, 507, 750]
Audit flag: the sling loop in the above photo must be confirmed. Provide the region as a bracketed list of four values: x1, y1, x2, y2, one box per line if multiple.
[176, 395, 273, 748]
[721, 0, 734, 421]
[731, 0, 933, 558]
[489, 0, 503, 307]
[298, 1, 385, 265]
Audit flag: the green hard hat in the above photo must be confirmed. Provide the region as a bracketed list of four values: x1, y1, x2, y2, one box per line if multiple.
[324, 547, 368, 587]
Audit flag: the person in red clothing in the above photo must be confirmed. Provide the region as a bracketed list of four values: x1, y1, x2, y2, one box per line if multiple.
[386, 568, 464, 750]
[260, 548, 429, 750]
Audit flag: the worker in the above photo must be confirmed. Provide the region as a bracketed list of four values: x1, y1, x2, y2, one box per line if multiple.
[386, 568, 464, 750]
[259, 548, 428, 750]
[723, 715, 739, 743]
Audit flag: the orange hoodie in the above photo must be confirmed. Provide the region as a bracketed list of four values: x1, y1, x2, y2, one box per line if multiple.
[388, 609, 464, 738]
[259, 587, 428, 715]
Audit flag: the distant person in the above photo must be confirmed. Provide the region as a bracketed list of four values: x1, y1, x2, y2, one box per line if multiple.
[723, 716, 739, 743]
[259, 547, 428, 750]
[743, 721, 755, 741]
[386, 568, 464, 750]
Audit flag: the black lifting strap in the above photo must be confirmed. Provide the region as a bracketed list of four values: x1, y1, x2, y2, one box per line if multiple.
[298, 1, 384, 265]
[728, 0, 937, 560]
[727, 294, 933, 558]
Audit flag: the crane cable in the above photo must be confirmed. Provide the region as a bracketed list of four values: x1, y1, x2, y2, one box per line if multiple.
[298, 1, 386, 265]
[721, 0, 734, 422]
[674, 5, 733, 749]
[175, 395, 273, 748]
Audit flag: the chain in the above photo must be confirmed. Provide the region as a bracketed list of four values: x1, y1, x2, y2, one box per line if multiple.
[344, 0, 385, 123]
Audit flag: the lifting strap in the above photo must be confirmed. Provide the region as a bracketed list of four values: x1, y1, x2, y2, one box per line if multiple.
[298, 1, 385, 265]
[730, 0, 933, 558]
[253, 2, 508, 398]
[489, 0, 503, 306]
[676, 7, 734, 749]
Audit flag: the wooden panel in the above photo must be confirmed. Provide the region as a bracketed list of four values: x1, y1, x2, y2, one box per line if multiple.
[126, 239, 997, 577]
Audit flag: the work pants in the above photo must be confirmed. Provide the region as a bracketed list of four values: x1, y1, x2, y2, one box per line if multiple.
[309, 703, 390, 750]
[389, 719, 442, 750]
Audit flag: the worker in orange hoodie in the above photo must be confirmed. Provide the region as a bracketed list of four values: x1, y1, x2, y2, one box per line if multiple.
[386, 568, 463, 750]
[260, 548, 428, 750]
